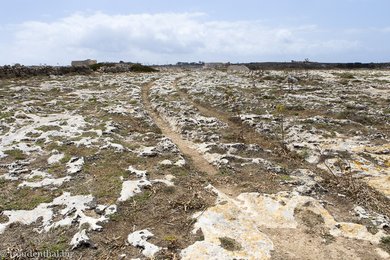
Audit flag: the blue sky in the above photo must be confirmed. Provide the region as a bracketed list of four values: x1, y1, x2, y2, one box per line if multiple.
[0, 0, 389, 65]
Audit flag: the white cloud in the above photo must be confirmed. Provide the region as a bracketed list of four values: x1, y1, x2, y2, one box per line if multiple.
[0, 12, 361, 65]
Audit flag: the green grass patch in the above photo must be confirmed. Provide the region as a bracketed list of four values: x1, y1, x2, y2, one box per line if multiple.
[279, 174, 293, 181]
[109, 213, 122, 222]
[166, 166, 189, 177]
[36, 125, 62, 132]
[0, 111, 13, 119]
[132, 191, 152, 204]
[4, 149, 26, 160]
[0, 188, 54, 211]
[41, 234, 69, 255]
[60, 154, 72, 164]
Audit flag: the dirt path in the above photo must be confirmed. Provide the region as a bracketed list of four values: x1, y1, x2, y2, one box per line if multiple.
[172, 79, 286, 154]
[142, 81, 218, 175]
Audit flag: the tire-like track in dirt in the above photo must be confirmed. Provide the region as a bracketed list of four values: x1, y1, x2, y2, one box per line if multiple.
[142, 77, 390, 218]
[172, 78, 390, 218]
[172, 79, 280, 150]
[142, 80, 218, 175]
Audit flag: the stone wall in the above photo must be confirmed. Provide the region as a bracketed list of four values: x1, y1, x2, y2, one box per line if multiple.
[0, 65, 92, 79]
[244, 62, 390, 70]
[0, 63, 157, 79]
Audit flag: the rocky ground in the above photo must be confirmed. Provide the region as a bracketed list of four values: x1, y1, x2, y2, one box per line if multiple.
[0, 69, 389, 259]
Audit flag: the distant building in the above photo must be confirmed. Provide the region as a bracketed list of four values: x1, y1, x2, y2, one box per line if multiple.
[71, 59, 97, 67]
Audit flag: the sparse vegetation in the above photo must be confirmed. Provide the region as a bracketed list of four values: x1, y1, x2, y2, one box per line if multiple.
[380, 236, 390, 253]
[0, 112, 13, 119]
[0, 188, 54, 211]
[280, 174, 293, 181]
[298, 148, 310, 159]
[132, 191, 152, 204]
[275, 104, 286, 148]
[0, 68, 389, 259]
[219, 237, 242, 251]
[89, 62, 115, 71]
[334, 72, 355, 79]
[36, 125, 62, 132]
[130, 63, 158, 72]
[4, 149, 26, 160]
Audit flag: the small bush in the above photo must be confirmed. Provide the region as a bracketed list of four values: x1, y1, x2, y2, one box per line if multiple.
[89, 63, 115, 71]
[280, 174, 293, 181]
[109, 213, 121, 222]
[381, 236, 390, 244]
[380, 236, 390, 253]
[130, 64, 158, 73]
[335, 72, 355, 79]
[219, 237, 242, 251]
[163, 235, 178, 242]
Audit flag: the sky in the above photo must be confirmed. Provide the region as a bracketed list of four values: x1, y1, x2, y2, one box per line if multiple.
[0, 0, 389, 65]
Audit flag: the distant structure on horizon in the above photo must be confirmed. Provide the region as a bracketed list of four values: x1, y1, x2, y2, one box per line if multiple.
[227, 65, 250, 73]
[176, 61, 204, 66]
[203, 62, 228, 69]
[71, 59, 97, 67]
